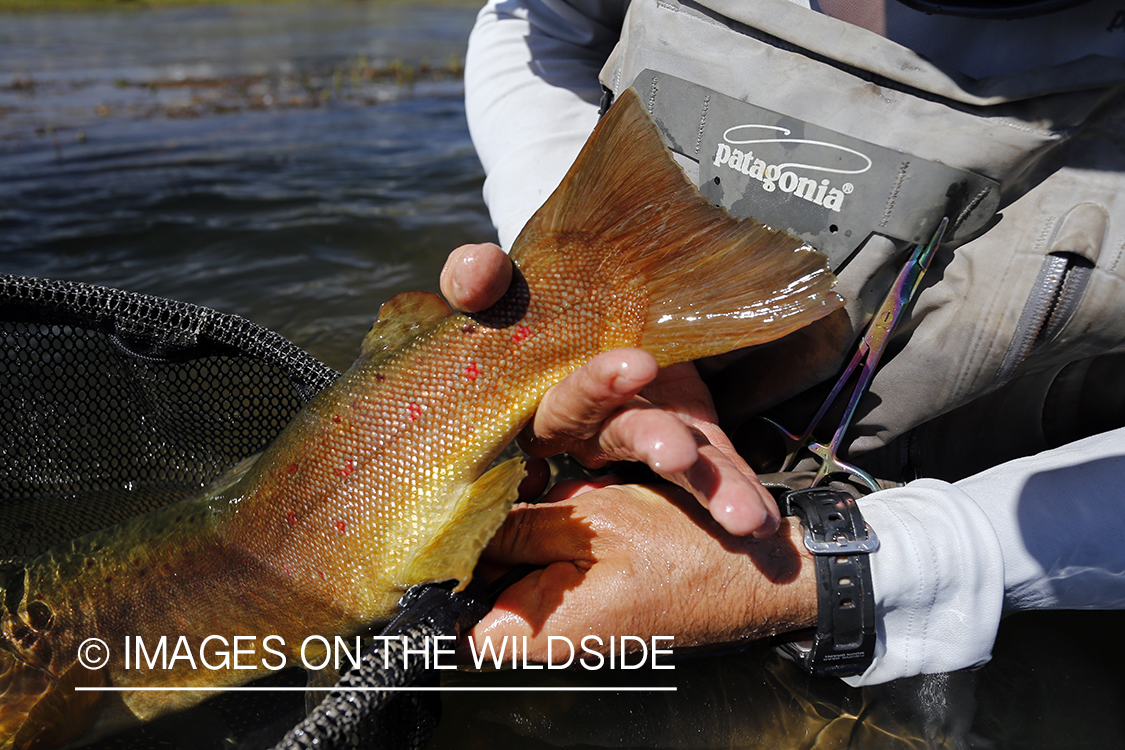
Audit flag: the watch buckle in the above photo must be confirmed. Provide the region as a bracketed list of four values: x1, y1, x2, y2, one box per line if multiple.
[803, 523, 879, 555]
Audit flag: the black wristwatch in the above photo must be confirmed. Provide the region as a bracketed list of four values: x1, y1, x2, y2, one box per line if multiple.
[777, 487, 878, 677]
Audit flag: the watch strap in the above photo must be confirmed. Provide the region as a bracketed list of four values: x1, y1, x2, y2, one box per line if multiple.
[778, 487, 878, 677]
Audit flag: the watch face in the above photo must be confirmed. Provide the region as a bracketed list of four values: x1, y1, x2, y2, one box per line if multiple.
[892, 0, 1093, 18]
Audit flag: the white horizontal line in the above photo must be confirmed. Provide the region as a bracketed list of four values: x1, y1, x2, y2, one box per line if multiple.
[75, 686, 676, 693]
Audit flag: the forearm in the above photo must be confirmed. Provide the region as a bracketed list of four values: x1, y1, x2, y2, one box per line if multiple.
[957, 426, 1125, 611]
[465, 0, 624, 248]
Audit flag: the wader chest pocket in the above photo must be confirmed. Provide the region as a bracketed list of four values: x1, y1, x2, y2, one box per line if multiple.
[994, 203, 1106, 387]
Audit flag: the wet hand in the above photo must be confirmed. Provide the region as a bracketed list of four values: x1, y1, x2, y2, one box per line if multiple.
[524, 352, 780, 537]
[468, 480, 817, 660]
[439, 242, 513, 313]
[441, 243, 780, 537]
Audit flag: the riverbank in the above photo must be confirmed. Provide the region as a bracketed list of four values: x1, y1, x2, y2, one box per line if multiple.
[0, 0, 478, 13]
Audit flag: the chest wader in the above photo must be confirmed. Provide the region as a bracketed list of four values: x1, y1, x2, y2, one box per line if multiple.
[602, 0, 1125, 485]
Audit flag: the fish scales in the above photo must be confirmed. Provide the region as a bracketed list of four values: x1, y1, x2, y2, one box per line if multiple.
[229, 252, 641, 616]
[0, 88, 841, 750]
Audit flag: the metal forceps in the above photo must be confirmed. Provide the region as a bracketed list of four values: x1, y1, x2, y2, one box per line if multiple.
[769, 217, 950, 493]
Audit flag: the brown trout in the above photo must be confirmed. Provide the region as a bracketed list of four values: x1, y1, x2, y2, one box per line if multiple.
[0, 88, 841, 749]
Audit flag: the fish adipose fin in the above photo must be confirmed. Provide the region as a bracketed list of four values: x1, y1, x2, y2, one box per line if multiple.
[399, 457, 526, 591]
[512, 87, 842, 366]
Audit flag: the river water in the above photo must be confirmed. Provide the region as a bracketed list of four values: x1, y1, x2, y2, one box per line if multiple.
[2, 3, 1124, 749]
[0, 1, 489, 373]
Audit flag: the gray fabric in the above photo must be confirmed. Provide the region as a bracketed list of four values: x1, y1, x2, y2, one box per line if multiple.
[602, 0, 1125, 483]
[642, 72, 1000, 267]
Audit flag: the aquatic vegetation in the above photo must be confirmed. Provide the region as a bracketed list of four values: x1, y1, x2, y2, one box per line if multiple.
[79, 55, 465, 120]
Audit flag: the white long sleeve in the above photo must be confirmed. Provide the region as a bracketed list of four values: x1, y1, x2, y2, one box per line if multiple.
[849, 427, 1125, 685]
[464, 0, 625, 249]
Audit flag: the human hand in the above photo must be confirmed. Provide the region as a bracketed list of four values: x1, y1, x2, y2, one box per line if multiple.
[468, 479, 817, 660]
[439, 242, 513, 313]
[441, 243, 780, 537]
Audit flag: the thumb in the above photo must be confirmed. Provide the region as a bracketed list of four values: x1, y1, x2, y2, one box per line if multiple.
[440, 243, 511, 313]
[468, 563, 589, 659]
[481, 479, 615, 567]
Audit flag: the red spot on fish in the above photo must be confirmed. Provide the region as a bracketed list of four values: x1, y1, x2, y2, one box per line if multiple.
[407, 402, 421, 421]
[335, 519, 347, 534]
[286, 463, 298, 475]
[285, 511, 298, 529]
[463, 362, 482, 381]
[461, 324, 476, 334]
[512, 325, 531, 343]
[282, 566, 292, 578]
[332, 414, 342, 424]
[335, 459, 354, 477]
[318, 571, 326, 581]
[375, 372, 386, 382]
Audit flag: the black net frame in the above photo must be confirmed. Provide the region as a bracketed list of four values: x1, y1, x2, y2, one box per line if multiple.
[0, 274, 339, 567]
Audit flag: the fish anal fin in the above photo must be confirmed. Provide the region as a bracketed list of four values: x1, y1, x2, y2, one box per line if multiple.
[510, 88, 842, 367]
[399, 457, 526, 591]
[304, 660, 342, 716]
[360, 291, 453, 361]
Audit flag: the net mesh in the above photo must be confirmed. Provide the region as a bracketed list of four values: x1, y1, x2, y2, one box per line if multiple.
[0, 274, 339, 566]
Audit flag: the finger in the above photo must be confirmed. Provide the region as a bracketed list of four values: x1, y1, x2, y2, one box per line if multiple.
[439, 242, 512, 313]
[516, 457, 551, 502]
[583, 401, 778, 536]
[470, 483, 632, 653]
[574, 403, 701, 474]
[591, 409, 778, 536]
[690, 416, 755, 474]
[630, 363, 780, 536]
[467, 562, 589, 652]
[665, 440, 780, 538]
[519, 349, 659, 459]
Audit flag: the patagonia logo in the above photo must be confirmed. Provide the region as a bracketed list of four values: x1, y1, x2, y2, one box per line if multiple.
[640, 70, 1000, 268]
[710, 125, 873, 213]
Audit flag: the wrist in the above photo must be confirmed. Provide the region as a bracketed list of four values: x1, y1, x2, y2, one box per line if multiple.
[776, 487, 879, 677]
[738, 517, 819, 639]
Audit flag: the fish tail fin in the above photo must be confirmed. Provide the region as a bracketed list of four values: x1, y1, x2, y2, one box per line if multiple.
[511, 87, 842, 366]
[399, 457, 526, 591]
